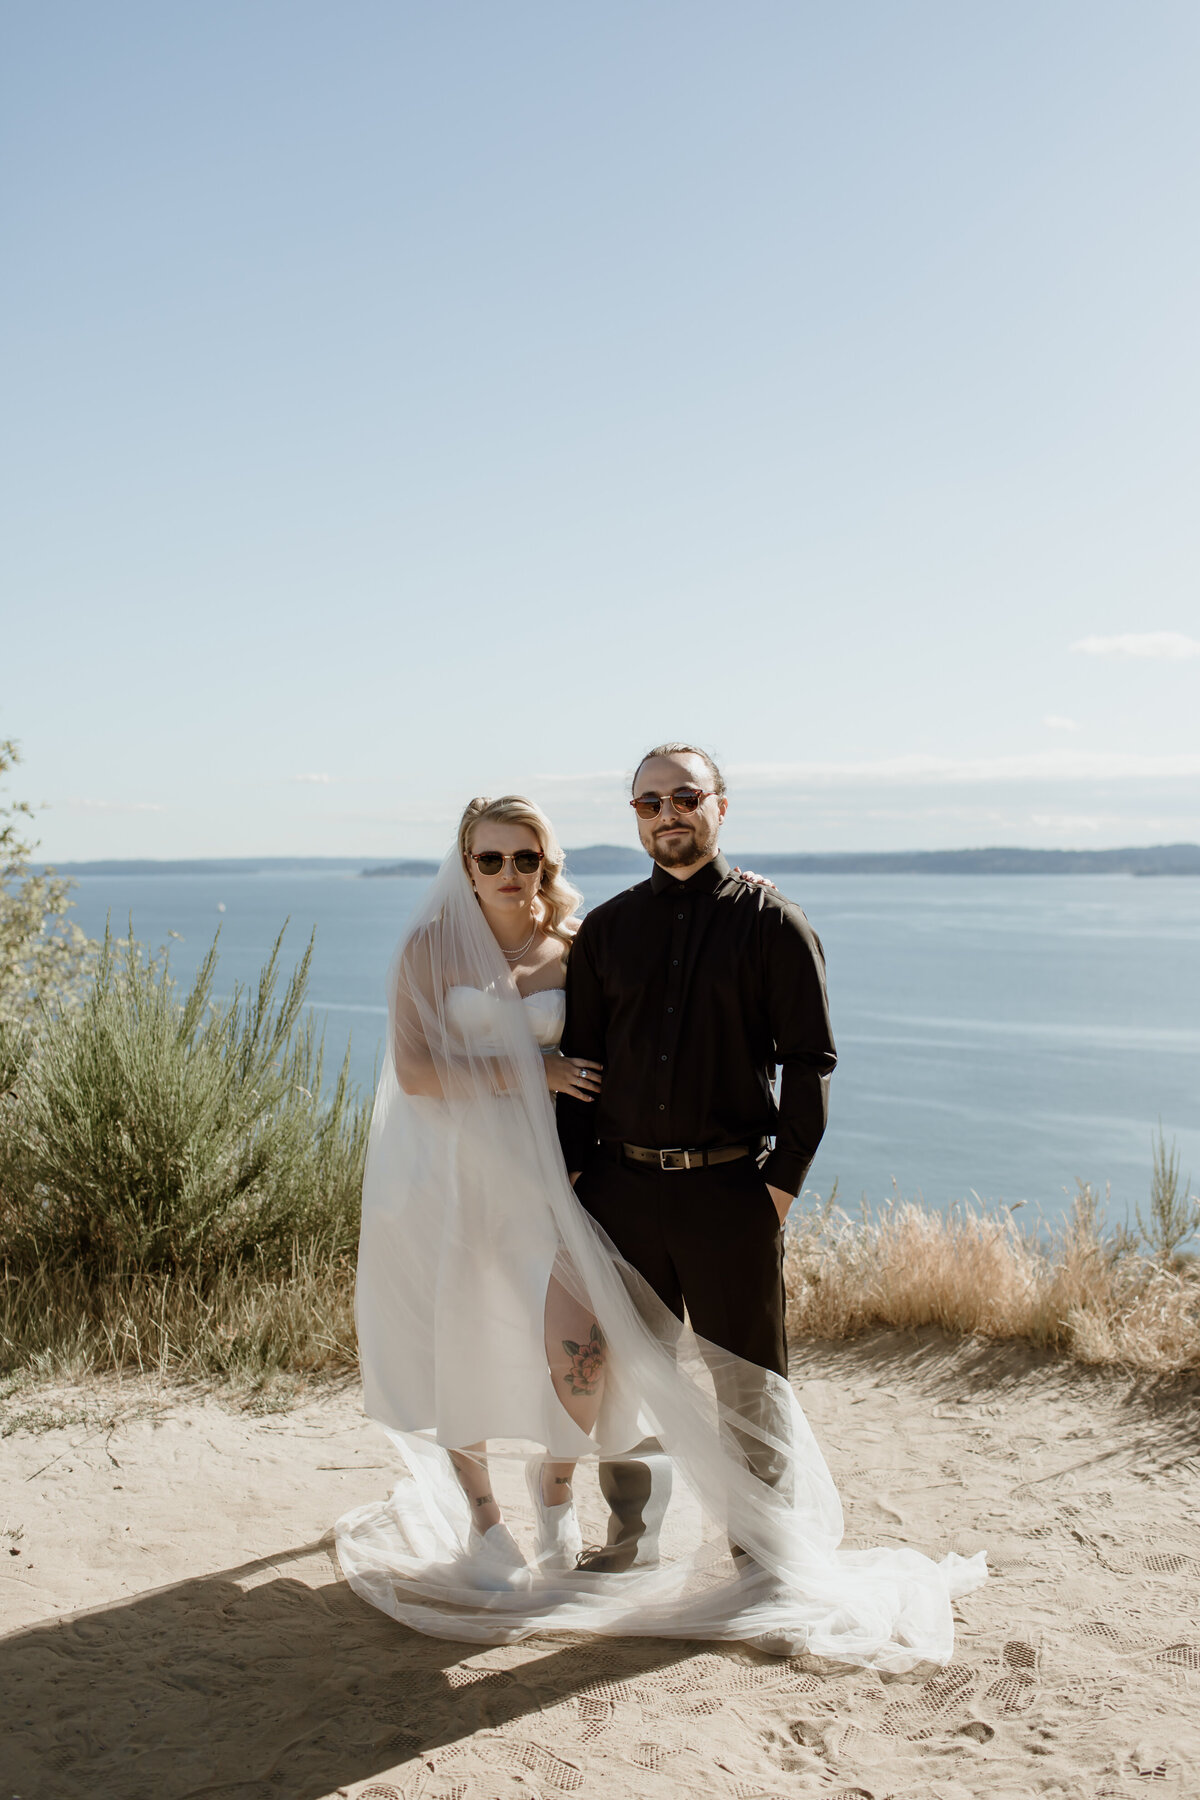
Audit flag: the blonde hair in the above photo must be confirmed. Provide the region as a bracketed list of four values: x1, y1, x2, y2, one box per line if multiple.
[457, 795, 583, 947]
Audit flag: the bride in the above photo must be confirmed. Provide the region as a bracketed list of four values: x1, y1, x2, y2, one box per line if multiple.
[336, 794, 985, 1665]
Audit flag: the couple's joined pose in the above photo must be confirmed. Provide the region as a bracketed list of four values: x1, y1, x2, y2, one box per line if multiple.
[335, 744, 986, 1665]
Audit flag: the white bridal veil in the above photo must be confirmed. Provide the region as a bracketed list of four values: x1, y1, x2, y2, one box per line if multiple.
[334, 847, 986, 1667]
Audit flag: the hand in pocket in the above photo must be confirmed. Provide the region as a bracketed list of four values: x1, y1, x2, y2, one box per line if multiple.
[765, 1182, 792, 1226]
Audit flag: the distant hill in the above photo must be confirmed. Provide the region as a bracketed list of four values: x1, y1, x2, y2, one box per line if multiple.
[360, 859, 440, 878]
[49, 845, 1200, 879]
[53, 857, 399, 877]
[361, 843, 1200, 878]
[727, 845, 1200, 876]
[563, 844, 647, 874]
[363, 845, 647, 878]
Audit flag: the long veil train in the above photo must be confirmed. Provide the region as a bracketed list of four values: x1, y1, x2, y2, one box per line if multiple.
[334, 848, 985, 1668]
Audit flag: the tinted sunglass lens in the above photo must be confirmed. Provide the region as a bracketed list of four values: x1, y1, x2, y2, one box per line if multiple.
[473, 850, 542, 874]
[632, 789, 706, 819]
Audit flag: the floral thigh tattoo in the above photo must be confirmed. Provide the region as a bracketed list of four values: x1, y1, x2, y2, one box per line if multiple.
[561, 1322, 605, 1395]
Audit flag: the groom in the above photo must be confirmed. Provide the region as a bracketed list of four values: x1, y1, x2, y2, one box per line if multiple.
[557, 742, 837, 1571]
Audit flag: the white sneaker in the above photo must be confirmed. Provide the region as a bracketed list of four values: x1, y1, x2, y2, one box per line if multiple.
[745, 1624, 807, 1657]
[525, 1462, 584, 1573]
[461, 1521, 533, 1592]
[739, 1570, 806, 1657]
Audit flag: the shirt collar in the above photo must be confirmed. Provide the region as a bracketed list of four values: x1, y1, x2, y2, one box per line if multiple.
[650, 851, 731, 897]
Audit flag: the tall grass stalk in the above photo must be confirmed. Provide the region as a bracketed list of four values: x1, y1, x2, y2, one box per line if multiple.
[1136, 1122, 1198, 1267]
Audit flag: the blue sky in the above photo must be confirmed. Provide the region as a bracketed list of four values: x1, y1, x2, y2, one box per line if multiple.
[4, 1, 1198, 858]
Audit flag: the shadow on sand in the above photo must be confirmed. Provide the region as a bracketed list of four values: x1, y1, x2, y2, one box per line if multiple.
[0, 1539, 698, 1800]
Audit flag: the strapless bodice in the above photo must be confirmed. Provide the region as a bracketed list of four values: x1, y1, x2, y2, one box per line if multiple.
[444, 984, 565, 1052]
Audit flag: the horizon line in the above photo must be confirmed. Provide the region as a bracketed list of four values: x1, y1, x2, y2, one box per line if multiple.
[44, 840, 1200, 870]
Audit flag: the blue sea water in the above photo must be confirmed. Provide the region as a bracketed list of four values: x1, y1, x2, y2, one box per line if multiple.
[66, 870, 1200, 1228]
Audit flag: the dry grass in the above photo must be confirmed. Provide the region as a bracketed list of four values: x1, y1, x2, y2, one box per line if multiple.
[785, 1185, 1200, 1374]
[2, 1187, 1196, 1393]
[0, 1242, 357, 1389]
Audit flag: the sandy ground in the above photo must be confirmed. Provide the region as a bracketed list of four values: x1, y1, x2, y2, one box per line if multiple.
[2, 1330, 1198, 1800]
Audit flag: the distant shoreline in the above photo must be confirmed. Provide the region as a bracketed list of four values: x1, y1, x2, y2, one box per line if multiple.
[47, 844, 1200, 878]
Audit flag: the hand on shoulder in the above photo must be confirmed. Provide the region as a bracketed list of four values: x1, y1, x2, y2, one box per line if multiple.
[732, 867, 778, 891]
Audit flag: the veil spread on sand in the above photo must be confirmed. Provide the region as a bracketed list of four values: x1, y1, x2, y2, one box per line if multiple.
[334, 848, 986, 1666]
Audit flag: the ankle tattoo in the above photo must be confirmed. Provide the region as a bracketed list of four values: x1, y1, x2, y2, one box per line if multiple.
[473, 1493, 495, 1508]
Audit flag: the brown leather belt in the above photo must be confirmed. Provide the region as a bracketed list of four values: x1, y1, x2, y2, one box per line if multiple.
[613, 1141, 759, 1172]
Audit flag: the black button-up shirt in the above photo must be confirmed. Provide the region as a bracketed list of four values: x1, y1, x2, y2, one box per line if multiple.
[557, 852, 836, 1195]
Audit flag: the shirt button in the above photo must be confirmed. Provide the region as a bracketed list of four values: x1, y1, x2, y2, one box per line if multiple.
[658, 1103, 665, 1110]
[667, 1006, 674, 1013]
[672, 959, 679, 966]
[677, 912, 684, 920]
[660, 1054, 668, 1061]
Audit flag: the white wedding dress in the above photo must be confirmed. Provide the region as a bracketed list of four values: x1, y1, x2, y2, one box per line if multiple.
[353, 986, 593, 1454]
[335, 852, 986, 1666]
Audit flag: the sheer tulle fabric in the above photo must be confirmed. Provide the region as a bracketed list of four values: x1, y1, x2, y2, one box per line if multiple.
[335, 849, 985, 1668]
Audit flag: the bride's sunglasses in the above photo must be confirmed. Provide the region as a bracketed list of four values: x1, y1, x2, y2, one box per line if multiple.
[630, 787, 715, 820]
[468, 849, 545, 876]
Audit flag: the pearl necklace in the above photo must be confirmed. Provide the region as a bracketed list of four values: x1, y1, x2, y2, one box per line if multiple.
[501, 923, 539, 962]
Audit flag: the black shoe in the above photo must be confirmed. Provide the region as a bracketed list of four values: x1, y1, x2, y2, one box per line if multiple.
[576, 1453, 671, 1573]
[574, 1539, 643, 1574]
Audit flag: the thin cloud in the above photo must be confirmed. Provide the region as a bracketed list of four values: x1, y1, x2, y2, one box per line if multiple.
[291, 772, 335, 785]
[1030, 813, 1105, 834]
[61, 797, 166, 814]
[1043, 715, 1079, 731]
[337, 802, 463, 825]
[1071, 632, 1200, 660]
[533, 769, 627, 785]
[729, 751, 1200, 785]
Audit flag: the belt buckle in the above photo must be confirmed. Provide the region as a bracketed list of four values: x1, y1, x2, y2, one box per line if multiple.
[659, 1147, 691, 1171]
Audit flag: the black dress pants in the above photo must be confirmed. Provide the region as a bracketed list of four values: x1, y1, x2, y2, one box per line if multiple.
[574, 1147, 788, 1378]
[574, 1149, 792, 1551]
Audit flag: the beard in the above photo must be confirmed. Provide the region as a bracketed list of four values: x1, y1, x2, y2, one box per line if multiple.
[650, 816, 719, 868]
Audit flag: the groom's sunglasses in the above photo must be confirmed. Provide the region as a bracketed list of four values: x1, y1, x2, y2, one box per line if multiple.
[469, 849, 545, 875]
[630, 787, 715, 820]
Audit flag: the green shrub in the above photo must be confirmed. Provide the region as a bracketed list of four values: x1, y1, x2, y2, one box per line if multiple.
[0, 738, 96, 1028]
[1137, 1123, 1198, 1267]
[0, 927, 369, 1277]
